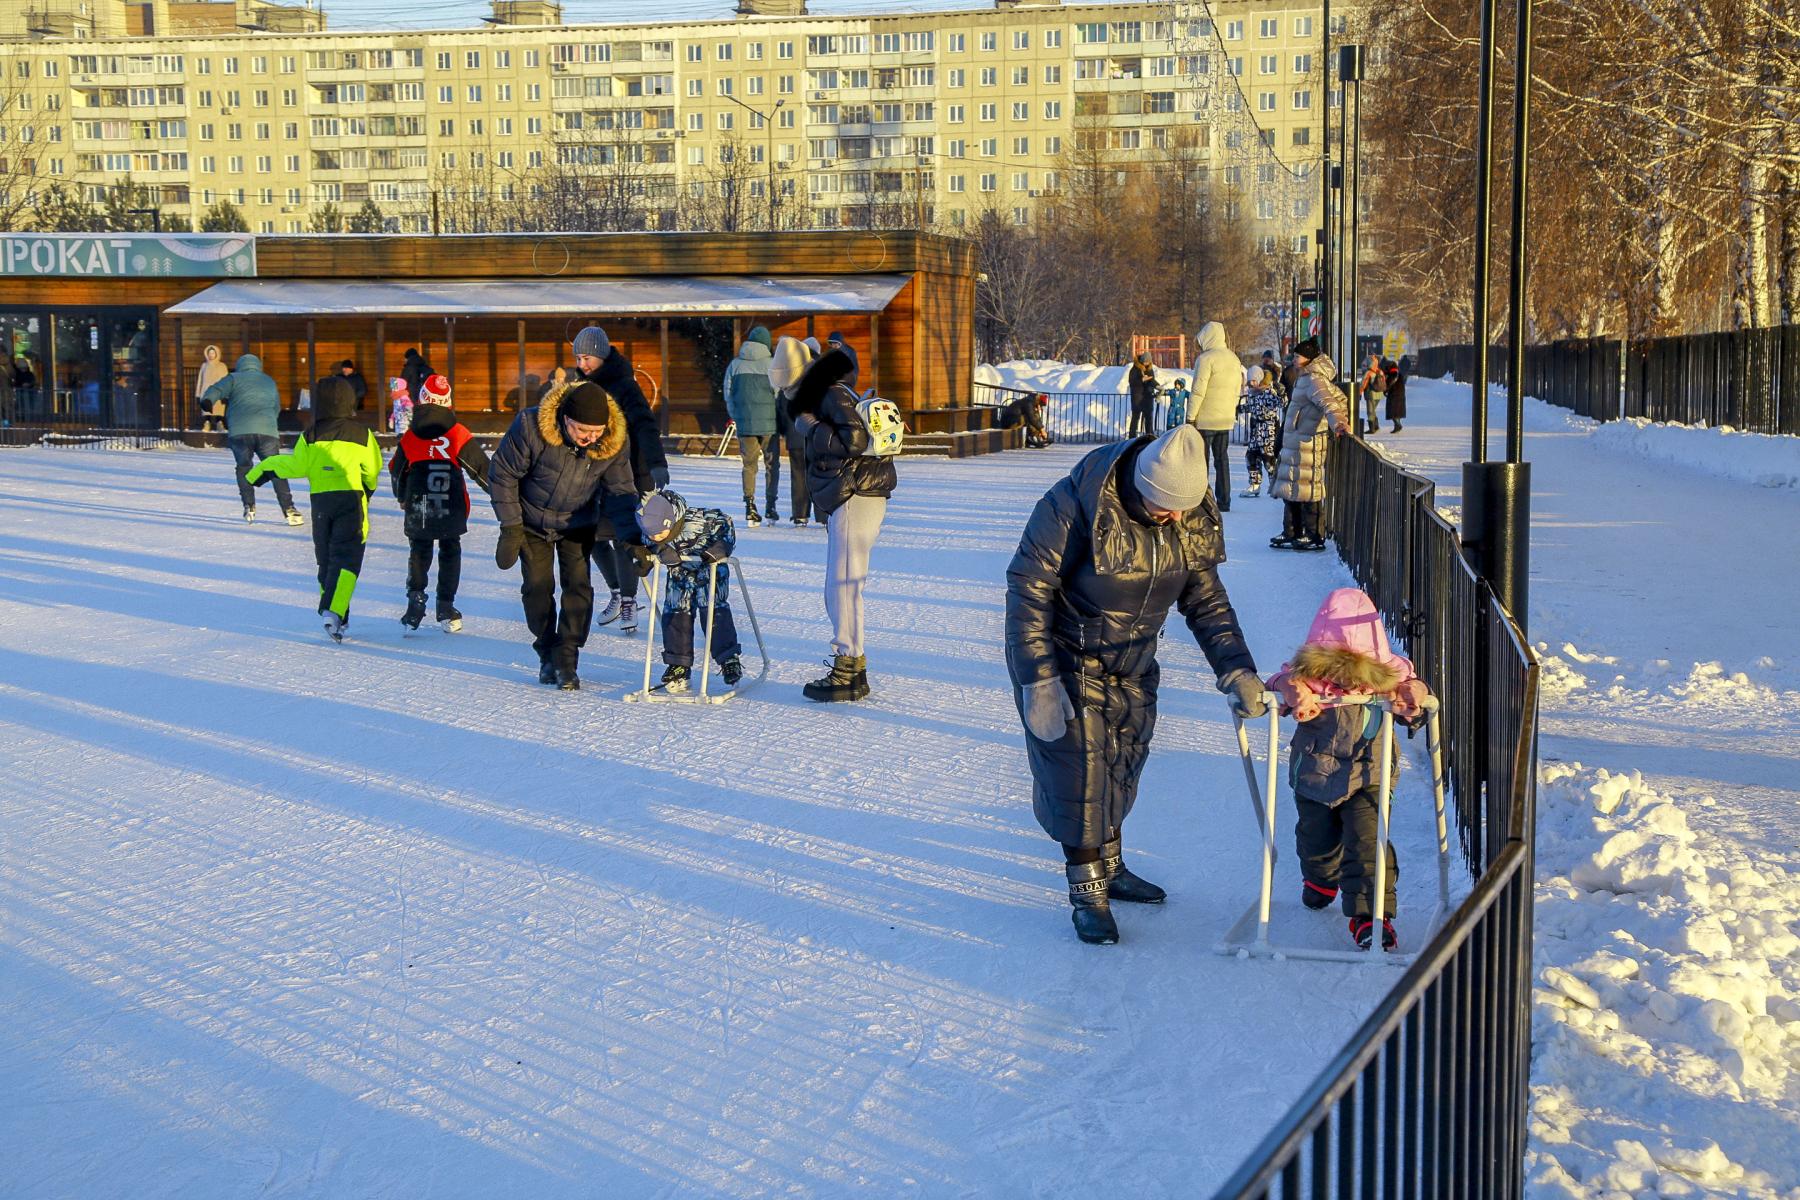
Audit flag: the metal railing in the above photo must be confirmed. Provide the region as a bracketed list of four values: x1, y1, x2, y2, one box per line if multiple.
[1421, 325, 1800, 435]
[1214, 435, 1539, 1198]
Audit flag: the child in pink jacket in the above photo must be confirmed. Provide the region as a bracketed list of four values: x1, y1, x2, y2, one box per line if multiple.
[1266, 588, 1431, 951]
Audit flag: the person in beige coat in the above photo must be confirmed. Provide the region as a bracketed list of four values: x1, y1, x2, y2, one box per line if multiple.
[1269, 338, 1351, 551]
[195, 344, 228, 432]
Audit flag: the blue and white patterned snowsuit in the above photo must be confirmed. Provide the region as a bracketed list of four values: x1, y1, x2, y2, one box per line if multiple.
[657, 506, 743, 667]
[1242, 387, 1283, 489]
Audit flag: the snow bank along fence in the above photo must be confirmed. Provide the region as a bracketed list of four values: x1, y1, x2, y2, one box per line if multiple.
[1419, 324, 1800, 435]
[1215, 435, 1540, 1198]
[972, 382, 1253, 445]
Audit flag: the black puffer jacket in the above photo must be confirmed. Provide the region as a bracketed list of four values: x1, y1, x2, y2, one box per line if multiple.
[1005, 438, 1257, 847]
[488, 382, 641, 543]
[581, 349, 668, 495]
[789, 348, 897, 518]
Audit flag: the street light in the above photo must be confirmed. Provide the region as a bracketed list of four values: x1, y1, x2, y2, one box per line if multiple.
[722, 92, 785, 231]
[1340, 45, 1364, 389]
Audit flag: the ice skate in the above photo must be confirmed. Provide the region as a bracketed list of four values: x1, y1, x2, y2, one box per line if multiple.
[619, 597, 638, 634]
[436, 601, 462, 633]
[243, 506, 256, 524]
[401, 590, 427, 631]
[596, 589, 622, 626]
[1351, 917, 1398, 952]
[322, 611, 345, 642]
[556, 667, 581, 691]
[537, 657, 557, 686]
[744, 499, 761, 528]
[719, 655, 744, 687]
[659, 664, 691, 694]
[283, 508, 304, 527]
[1302, 881, 1338, 910]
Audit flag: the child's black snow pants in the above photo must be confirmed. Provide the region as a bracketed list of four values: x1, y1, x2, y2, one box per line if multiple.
[660, 562, 741, 668]
[313, 491, 369, 620]
[1295, 788, 1398, 919]
[406, 536, 462, 602]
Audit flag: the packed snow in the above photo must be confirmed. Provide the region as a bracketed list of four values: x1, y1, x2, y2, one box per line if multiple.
[0, 438, 1452, 1197]
[1369, 381, 1800, 1198]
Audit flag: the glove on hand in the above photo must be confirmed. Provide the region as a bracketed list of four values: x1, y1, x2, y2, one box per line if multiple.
[1272, 675, 1322, 722]
[656, 544, 683, 567]
[1389, 677, 1431, 728]
[650, 466, 671, 489]
[628, 543, 657, 578]
[1223, 670, 1270, 719]
[1022, 677, 1076, 742]
[494, 525, 525, 570]
[700, 543, 729, 565]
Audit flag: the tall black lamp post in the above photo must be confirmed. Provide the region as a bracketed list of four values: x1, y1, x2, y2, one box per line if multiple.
[1340, 45, 1364, 381]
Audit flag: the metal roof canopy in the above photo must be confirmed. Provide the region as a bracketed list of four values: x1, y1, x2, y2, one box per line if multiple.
[163, 275, 912, 317]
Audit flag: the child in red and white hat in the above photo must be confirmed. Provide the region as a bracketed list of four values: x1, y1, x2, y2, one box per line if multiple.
[389, 374, 490, 632]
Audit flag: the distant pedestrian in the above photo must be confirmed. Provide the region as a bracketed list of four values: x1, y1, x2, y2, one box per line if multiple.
[770, 335, 823, 525]
[1357, 355, 1387, 436]
[1187, 321, 1242, 510]
[1164, 378, 1191, 429]
[1260, 350, 1286, 400]
[400, 347, 434, 402]
[1127, 353, 1159, 437]
[194, 344, 228, 432]
[1240, 366, 1282, 498]
[388, 376, 413, 436]
[336, 359, 368, 407]
[1381, 358, 1407, 432]
[724, 325, 780, 528]
[204, 352, 301, 526]
[1269, 338, 1352, 552]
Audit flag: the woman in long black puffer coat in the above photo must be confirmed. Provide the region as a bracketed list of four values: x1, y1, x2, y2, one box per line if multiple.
[1005, 426, 1264, 945]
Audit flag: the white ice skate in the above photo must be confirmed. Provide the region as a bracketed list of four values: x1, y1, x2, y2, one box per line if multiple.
[322, 612, 345, 642]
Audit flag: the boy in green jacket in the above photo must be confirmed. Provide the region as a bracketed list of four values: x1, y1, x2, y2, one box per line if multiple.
[247, 376, 383, 641]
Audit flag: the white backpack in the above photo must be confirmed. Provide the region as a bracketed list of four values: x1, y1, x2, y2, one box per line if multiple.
[855, 392, 906, 457]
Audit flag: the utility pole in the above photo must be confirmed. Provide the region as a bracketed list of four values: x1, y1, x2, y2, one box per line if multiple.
[723, 92, 782, 230]
[1319, 0, 1333, 359]
[1341, 45, 1363, 381]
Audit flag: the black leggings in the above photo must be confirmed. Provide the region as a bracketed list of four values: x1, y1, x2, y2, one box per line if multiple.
[591, 539, 639, 600]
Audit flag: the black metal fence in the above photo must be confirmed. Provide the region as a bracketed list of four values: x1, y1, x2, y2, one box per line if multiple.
[1420, 324, 1800, 435]
[1215, 436, 1539, 1198]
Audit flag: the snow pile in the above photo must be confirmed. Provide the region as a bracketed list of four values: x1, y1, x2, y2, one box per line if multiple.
[1589, 417, 1800, 490]
[1528, 760, 1800, 1197]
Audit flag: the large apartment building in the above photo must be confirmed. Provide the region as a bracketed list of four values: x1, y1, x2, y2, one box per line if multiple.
[0, 0, 1365, 262]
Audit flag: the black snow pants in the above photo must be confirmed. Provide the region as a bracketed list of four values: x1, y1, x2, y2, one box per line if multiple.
[406, 536, 462, 602]
[1295, 788, 1398, 919]
[787, 436, 821, 523]
[519, 526, 597, 671]
[1282, 500, 1323, 542]
[312, 491, 369, 620]
[659, 563, 741, 668]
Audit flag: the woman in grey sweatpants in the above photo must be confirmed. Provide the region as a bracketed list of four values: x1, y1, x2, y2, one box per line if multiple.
[788, 344, 897, 702]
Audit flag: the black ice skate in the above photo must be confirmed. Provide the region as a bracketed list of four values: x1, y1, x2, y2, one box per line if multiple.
[659, 664, 691, 694]
[744, 498, 762, 528]
[1351, 918, 1398, 952]
[719, 655, 744, 687]
[436, 601, 462, 633]
[1302, 881, 1339, 910]
[401, 590, 427, 631]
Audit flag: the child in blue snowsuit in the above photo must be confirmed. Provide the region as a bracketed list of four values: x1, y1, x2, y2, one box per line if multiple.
[636, 490, 745, 693]
[1164, 378, 1191, 430]
[1240, 366, 1284, 497]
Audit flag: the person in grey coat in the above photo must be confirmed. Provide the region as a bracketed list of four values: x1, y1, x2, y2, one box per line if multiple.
[204, 352, 298, 525]
[1269, 338, 1352, 551]
[723, 326, 780, 526]
[1005, 424, 1266, 945]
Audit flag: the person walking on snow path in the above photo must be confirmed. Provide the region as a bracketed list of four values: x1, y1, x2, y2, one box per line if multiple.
[770, 335, 823, 525]
[245, 376, 382, 641]
[1005, 423, 1265, 946]
[1381, 357, 1407, 432]
[1357, 354, 1387, 436]
[1266, 587, 1433, 951]
[488, 377, 644, 691]
[1127, 352, 1159, 438]
[1240, 365, 1283, 498]
[388, 373, 491, 633]
[204, 352, 302, 526]
[724, 326, 781, 528]
[1269, 338, 1352, 552]
[1186, 320, 1244, 511]
[572, 324, 668, 636]
[789, 344, 895, 702]
[194, 343, 228, 433]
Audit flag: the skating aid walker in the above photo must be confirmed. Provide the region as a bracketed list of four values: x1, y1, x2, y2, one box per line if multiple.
[1215, 692, 1452, 965]
[623, 554, 770, 705]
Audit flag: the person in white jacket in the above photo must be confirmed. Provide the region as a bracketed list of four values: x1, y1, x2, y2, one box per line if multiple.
[1186, 320, 1244, 511]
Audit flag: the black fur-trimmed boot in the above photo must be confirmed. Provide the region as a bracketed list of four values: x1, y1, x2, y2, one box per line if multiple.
[1101, 837, 1166, 904]
[1066, 860, 1119, 945]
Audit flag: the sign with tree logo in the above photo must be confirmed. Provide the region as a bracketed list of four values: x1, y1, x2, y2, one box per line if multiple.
[0, 234, 256, 278]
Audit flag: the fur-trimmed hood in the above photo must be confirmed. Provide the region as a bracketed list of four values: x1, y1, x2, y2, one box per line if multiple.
[536, 380, 627, 462]
[1272, 587, 1416, 697]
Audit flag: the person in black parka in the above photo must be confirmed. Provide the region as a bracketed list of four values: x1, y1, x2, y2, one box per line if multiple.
[1006, 424, 1266, 945]
[488, 378, 643, 691]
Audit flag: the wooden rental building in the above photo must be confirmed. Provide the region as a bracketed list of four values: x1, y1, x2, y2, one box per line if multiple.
[0, 230, 981, 443]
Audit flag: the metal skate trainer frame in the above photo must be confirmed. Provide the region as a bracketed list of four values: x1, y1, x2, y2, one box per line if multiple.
[1216, 693, 1451, 965]
[623, 555, 769, 705]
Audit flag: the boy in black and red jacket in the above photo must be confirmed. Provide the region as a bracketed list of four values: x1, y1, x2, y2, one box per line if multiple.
[389, 374, 491, 631]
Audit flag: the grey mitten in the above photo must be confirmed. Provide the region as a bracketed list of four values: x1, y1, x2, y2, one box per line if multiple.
[1022, 677, 1076, 741]
[1222, 669, 1269, 718]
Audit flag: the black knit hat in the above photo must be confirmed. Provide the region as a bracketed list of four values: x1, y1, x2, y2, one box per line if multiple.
[1293, 337, 1322, 360]
[562, 380, 613, 425]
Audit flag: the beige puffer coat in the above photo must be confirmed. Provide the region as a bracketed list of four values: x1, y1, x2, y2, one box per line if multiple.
[1270, 354, 1351, 504]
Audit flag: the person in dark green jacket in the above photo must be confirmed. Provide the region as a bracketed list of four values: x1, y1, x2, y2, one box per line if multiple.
[204, 352, 298, 525]
[247, 376, 383, 641]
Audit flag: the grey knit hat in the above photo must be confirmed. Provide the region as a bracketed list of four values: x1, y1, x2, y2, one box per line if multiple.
[1132, 425, 1211, 512]
[573, 325, 610, 360]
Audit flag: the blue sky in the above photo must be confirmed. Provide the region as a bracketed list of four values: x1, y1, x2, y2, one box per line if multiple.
[317, 0, 985, 32]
